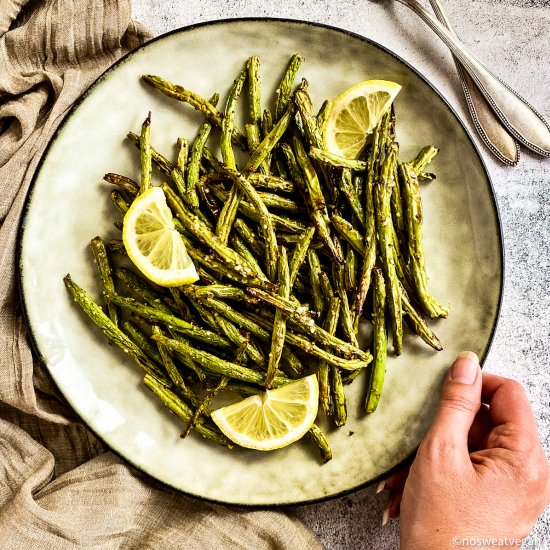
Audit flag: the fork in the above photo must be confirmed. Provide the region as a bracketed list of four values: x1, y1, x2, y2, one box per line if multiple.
[427, 0, 519, 165]
[392, 0, 550, 158]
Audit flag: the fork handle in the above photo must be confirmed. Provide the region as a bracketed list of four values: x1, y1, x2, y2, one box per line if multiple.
[396, 0, 550, 157]
[427, 0, 519, 165]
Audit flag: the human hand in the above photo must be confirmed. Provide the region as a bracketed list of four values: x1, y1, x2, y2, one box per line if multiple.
[381, 352, 550, 550]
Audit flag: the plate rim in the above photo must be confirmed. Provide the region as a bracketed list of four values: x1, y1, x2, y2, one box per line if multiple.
[16, 16, 505, 508]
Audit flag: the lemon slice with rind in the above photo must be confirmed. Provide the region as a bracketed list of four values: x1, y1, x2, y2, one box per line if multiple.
[122, 187, 198, 287]
[211, 375, 319, 451]
[323, 79, 401, 159]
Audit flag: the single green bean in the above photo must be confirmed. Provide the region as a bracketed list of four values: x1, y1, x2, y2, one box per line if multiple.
[106, 239, 127, 256]
[266, 247, 290, 387]
[307, 249, 325, 315]
[293, 79, 323, 148]
[90, 236, 118, 326]
[202, 146, 222, 172]
[217, 72, 248, 243]
[316, 100, 332, 134]
[246, 55, 262, 128]
[245, 105, 294, 174]
[248, 173, 295, 193]
[391, 160, 407, 250]
[209, 184, 303, 214]
[318, 296, 340, 416]
[409, 145, 439, 174]
[399, 281, 443, 351]
[289, 226, 315, 287]
[309, 147, 368, 172]
[400, 163, 449, 319]
[110, 190, 129, 214]
[275, 54, 303, 120]
[261, 108, 273, 147]
[306, 423, 333, 463]
[187, 93, 220, 207]
[127, 131, 174, 177]
[181, 375, 229, 439]
[103, 173, 139, 196]
[319, 271, 334, 301]
[331, 237, 358, 347]
[374, 144, 403, 355]
[341, 367, 364, 386]
[177, 138, 189, 172]
[171, 137, 190, 202]
[229, 234, 268, 281]
[331, 214, 364, 256]
[365, 267, 387, 413]
[344, 246, 358, 292]
[233, 218, 264, 256]
[139, 112, 152, 194]
[141, 74, 247, 149]
[245, 123, 269, 175]
[339, 168, 365, 227]
[331, 365, 347, 427]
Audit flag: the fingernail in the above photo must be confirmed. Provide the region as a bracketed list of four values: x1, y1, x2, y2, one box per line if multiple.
[451, 351, 479, 384]
[376, 480, 385, 494]
[381, 502, 390, 527]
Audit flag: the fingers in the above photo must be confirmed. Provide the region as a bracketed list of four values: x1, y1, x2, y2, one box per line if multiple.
[424, 351, 482, 456]
[379, 462, 412, 526]
[481, 373, 537, 430]
[383, 462, 412, 491]
[468, 403, 494, 451]
[382, 488, 404, 525]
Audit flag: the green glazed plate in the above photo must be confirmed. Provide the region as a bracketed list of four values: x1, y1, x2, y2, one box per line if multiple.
[19, 19, 502, 506]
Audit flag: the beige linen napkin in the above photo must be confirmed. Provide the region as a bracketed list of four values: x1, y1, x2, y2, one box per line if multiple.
[0, 1, 322, 547]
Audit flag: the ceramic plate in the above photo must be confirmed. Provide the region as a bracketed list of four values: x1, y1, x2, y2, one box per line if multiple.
[19, 19, 502, 506]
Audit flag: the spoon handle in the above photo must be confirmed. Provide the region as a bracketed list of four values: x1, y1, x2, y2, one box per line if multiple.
[427, 0, 519, 165]
[396, 0, 550, 157]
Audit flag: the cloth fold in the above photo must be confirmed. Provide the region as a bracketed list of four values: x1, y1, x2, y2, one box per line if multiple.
[0, 1, 322, 547]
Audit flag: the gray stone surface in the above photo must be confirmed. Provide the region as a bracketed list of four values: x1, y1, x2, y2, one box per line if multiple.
[131, 1, 550, 548]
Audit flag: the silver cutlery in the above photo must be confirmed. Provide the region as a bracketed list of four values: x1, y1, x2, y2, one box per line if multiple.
[427, 0, 519, 165]
[393, 0, 550, 158]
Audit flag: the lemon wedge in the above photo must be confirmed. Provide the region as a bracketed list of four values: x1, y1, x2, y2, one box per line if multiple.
[211, 374, 319, 451]
[323, 79, 401, 159]
[122, 187, 198, 287]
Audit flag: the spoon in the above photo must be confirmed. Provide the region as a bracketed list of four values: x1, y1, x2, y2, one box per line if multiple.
[393, 0, 550, 157]
[427, 0, 519, 165]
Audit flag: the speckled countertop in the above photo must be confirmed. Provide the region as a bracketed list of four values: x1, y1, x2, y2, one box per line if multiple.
[132, 1, 550, 548]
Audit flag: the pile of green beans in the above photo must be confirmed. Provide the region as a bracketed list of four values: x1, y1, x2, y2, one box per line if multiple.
[64, 54, 446, 463]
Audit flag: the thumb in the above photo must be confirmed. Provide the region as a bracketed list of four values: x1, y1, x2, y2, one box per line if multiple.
[426, 351, 482, 453]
